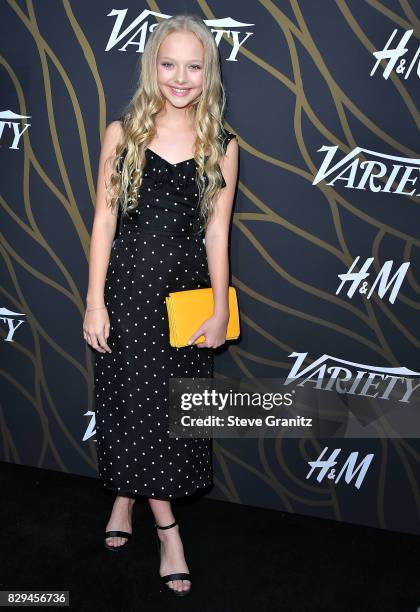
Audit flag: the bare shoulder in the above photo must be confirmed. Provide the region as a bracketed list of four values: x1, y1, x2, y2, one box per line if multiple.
[103, 120, 124, 152]
[97, 120, 125, 186]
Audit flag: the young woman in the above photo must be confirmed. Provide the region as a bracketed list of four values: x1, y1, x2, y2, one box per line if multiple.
[83, 14, 238, 597]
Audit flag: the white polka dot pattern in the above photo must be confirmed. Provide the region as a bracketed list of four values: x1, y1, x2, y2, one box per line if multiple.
[94, 129, 236, 500]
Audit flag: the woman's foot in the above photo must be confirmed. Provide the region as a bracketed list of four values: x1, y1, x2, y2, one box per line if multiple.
[105, 495, 135, 548]
[157, 523, 191, 594]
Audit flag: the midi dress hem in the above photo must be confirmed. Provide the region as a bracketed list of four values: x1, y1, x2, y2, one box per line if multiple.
[102, 480, 213, 501]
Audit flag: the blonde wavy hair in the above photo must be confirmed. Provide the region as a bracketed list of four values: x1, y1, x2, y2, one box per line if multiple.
[107, 13, 228, 234]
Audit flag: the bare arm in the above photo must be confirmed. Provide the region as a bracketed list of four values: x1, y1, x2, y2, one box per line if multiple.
[204, 136, 239, 319]
[86, 120, 123, 309]
[83, 120, 123, 353]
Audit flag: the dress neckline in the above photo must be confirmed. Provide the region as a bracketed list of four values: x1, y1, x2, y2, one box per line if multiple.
[145, 147, 196, 167]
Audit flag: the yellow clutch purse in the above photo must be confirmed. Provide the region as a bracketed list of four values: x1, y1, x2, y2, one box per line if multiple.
[165, 286, 240, 348]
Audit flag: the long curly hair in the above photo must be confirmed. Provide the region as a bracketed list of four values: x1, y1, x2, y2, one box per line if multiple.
[106, 13, 228, 234]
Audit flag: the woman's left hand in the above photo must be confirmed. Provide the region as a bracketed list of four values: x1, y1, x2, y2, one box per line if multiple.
[187, 312, 229, 348]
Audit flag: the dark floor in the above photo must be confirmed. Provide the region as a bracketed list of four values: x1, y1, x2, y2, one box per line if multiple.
[0, 461, 418, 612]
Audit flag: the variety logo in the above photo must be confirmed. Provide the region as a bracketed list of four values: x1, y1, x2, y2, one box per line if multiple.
[105, 9, 254, 60]
[0, 307, 26, 341]
[284, 352, 420, 403]
[337, 256, 410, 304]
[307, 446, 374, 489]
[83, 410, 96, 441]
[371, 29, 420, 80]
[0, 111, 31, 150]
[312, 145, 420, 196]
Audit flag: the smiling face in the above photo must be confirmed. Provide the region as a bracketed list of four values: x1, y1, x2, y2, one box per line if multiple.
[156, 31, 205, 110]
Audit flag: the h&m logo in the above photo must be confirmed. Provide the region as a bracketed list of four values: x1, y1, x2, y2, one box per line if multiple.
[307, 446, 374, 489]
[371, 29, 420, 81]
[336, 256, 410, 304]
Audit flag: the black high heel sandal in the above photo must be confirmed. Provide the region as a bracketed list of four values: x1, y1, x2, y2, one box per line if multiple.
[155, 520, 192, 596]
[104, 530, 132, 551]
[104, 496, 135, 551]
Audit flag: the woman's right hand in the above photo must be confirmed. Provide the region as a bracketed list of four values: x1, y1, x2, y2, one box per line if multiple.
[83, 306, 112, 353]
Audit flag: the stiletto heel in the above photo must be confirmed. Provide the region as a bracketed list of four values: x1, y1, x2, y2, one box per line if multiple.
[155, 520, 192, 596]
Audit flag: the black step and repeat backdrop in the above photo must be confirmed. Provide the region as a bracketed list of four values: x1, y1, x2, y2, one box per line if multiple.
[1, 2, 419, 535]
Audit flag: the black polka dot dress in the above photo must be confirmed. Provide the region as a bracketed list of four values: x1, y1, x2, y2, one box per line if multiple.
[94, 127, 236, 500]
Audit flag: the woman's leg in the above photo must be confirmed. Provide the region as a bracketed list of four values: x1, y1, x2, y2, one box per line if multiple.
[105, 495, 135, 548]
[148, 499, 191, 594]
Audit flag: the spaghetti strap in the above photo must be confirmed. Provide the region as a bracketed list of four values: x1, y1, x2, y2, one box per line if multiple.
[222, 129, 237, 153]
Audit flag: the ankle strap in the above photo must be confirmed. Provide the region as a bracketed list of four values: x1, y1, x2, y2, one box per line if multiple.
[155, 520, 178, 530]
